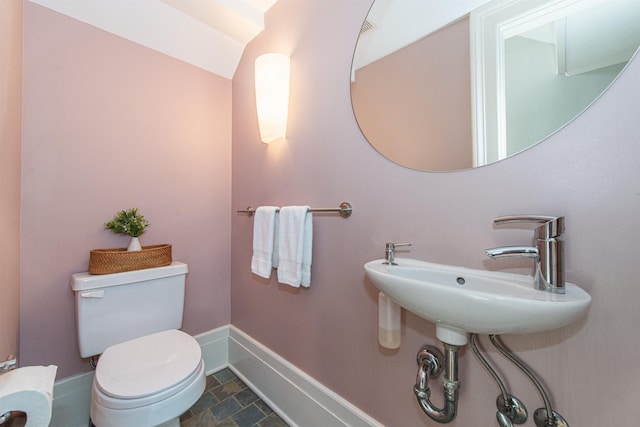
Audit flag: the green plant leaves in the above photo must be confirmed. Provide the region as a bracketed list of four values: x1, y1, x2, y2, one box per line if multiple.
[105, 208, 150, 237]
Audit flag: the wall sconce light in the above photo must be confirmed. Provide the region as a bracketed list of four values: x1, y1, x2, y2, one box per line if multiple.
[255, 53, 290, 143]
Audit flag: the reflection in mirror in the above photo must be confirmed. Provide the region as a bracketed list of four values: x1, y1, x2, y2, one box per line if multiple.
[351, 0, 640, 172]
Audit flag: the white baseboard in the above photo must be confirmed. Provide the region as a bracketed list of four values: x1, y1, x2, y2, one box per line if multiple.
[228, 326, 383, 427]
[49, 370, 94, 427]
[193, 325, 229, 375]
[48, 325, 381, 427]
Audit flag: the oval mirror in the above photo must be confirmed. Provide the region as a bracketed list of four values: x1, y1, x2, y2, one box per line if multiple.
[351, 0, 640, 171]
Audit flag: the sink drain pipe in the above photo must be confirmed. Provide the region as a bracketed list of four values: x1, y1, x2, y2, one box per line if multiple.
[414, 344, 460, 423]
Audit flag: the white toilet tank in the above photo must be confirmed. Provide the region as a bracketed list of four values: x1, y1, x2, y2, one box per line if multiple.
[71, 262, 188, 358]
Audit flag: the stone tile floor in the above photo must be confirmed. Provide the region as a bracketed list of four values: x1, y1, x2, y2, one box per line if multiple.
[180, 368, 289, 427]
[4, 368, 288, 427]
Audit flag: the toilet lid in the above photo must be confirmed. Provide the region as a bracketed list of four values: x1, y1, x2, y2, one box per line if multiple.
[95, 329, 202, 399]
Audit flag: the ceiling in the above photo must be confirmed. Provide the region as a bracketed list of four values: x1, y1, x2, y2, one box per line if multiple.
[28, 0, 279, 79]
[30, 0, 639, 80]
[30, 0, 492, 78]
[353, 0, 491, 71]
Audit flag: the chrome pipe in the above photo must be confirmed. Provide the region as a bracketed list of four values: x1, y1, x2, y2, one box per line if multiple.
[470, 334, 509, 402]
[489, 336, 568, 427]
[414, 344, 460, 424]
[471, 334, 528, 425]
[489, 335, 553, 415]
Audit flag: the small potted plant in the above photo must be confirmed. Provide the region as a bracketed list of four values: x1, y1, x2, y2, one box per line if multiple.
[105, 208, 150, 251]
[87, 208, 171, 274]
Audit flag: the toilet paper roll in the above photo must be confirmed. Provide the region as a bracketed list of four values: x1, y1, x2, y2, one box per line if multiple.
[0, 365, 57, 427]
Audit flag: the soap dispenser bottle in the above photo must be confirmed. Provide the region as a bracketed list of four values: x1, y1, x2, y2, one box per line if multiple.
[378, 292, 401, 349]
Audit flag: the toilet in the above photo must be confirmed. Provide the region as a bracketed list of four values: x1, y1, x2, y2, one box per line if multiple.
[71, 262, 206, 427]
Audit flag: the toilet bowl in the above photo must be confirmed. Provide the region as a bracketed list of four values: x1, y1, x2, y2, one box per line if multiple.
[90, 330, 205, 427]
[71, 262, 205, 427]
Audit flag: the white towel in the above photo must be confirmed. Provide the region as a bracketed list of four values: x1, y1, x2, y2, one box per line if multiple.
[277, 206, 313, 287]
[251, 206, 279, 279]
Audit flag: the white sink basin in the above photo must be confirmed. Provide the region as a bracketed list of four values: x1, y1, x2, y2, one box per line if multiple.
[365, 258, 591, 345]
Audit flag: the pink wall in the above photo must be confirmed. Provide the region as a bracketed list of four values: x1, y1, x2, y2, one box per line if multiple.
[21, 2, 232, 378]
[12, 0, 640, 425]
[352, 17, 472, 171]
[0, 0, 23, 360]
[231, 1, 640, 426]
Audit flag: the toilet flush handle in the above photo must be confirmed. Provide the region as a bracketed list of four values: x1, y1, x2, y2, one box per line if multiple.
[80, 290, 104, 298]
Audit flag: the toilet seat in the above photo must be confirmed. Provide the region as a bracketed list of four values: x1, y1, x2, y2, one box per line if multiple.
[91, 359, 206, 427]
[94, 329, 202, 409]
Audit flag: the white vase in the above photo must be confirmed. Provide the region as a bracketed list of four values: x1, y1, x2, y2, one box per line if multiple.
[128, 236, 142, 251]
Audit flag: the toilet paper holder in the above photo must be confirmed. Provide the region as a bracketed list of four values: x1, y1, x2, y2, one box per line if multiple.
[0, 355, 16, 375]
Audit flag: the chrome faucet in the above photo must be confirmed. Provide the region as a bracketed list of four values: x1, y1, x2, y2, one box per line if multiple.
[485, 215, 565, 294]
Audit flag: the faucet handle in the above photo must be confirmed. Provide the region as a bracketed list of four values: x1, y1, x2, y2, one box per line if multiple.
[493, 215, 564, 239]
[384, 242, 412, 265]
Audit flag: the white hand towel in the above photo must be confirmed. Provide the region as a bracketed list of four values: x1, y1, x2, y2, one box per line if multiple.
[251, 206, 279, 279]
[277, 206, 313, 287]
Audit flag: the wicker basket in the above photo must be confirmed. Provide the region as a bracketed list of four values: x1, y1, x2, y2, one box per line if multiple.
[88, 244, 172, 274]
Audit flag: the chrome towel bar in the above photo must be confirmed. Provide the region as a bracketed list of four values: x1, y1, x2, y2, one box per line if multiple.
[237, 202, 353, 218]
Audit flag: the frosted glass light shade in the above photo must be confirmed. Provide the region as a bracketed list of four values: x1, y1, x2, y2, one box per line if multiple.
[255, 53, 290, 143]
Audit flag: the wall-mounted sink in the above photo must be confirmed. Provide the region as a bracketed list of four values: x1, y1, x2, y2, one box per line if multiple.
[364, 258, 591, 345]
